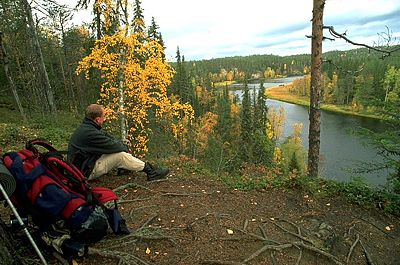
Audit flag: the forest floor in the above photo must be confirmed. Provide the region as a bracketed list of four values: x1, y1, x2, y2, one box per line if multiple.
[53, 165, 400, 264]
[2, 160, 400, 265]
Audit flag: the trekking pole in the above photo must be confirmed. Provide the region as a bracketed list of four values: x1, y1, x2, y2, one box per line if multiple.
[0, 183, 48, 265]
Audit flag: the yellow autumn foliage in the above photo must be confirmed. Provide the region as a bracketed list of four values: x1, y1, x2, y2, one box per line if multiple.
[194, 112, 219, 155]
[267, 107, 286, 141]
[77, 30, 194, 156]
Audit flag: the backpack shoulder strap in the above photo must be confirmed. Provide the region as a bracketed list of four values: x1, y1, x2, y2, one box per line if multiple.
[26, 139, 57, 154]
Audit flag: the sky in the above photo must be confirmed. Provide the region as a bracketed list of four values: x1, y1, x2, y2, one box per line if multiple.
[64, 0, 400, 61]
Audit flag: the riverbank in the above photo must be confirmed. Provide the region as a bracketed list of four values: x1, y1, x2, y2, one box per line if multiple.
[266, 84, 383, 120]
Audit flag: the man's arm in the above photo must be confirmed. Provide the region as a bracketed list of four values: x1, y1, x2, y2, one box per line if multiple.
[86, 131, 129, 154]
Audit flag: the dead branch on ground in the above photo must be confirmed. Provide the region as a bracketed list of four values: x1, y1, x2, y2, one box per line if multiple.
[360, 240, 376, 265]
[160, 191, 213, 196]
[346, 233, 360, 264]
[200, 260, 244, 265]
[113, 182, 152, 193]
[118, 197, 153, 204]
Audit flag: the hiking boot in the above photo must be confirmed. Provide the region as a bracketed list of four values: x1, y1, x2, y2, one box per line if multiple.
[143, 162, 169, 181]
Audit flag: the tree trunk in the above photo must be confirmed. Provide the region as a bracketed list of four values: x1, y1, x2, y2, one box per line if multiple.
[119, 47, 127, 142]
[0, 220, 22, 265]
[0, 33, 28, 122]
[308, 0, 325, 177]
[20, 0, 57, 113]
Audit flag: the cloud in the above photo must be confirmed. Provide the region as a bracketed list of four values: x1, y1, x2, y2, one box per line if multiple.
[326, 8, 400, 27]
[64, 0, 400, 61]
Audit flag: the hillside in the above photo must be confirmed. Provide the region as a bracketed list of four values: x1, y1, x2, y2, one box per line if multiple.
[3, 159, 399, 265]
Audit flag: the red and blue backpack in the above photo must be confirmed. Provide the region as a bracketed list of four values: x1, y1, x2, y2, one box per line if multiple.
[2, 139, 128, 244]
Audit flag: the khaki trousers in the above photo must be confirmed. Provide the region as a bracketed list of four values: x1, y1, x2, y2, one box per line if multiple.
[89, 152, 145, 180]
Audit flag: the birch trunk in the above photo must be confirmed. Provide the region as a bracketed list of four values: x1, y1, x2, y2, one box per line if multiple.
[0, 33, 27, 122]
[119, 47, 127, 142]
[20, 0, 57, 113]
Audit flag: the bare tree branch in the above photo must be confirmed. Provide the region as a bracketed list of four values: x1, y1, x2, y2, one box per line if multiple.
[323, 26, 400, 58]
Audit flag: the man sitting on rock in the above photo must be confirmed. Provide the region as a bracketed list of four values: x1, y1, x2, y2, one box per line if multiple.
[68, 104, 169, 181]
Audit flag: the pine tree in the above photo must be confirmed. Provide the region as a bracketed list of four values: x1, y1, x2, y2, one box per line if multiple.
[253, 81, 268, 132]
[288, 151, 300, 172]
[216, 85, 233, 143]
[147, 17, 159, 40]
[132, 0, 145, 38]
[171, 47, 195, 104]
[240, 80, 253, 162]
[252, 81, 274, 165]
[147, 17, 165, 61]
[357, 66, 400, 192]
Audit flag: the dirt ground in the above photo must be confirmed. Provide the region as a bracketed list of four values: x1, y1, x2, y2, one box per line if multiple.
[3, 167, 400, 265]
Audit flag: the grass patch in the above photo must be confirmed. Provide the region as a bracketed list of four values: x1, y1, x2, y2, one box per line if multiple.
[293, 175, 400, 216]
[221, 169, 400, 216]
[266, 85, 383, 120]
[267, 85, 310, 106]
[0, 110, 81, 152]
[214, 81, 236, 88]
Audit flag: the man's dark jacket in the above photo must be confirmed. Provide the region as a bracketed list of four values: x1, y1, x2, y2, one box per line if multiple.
[68, 118, 128, 177]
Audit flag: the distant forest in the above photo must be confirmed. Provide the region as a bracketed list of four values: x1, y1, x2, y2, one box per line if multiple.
[178, 47, 400, 111]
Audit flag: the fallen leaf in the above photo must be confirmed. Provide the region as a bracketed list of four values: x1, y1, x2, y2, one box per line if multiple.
[385, 226, 391, 231]
[146, 247, 151, 255]
[326, 203, 331, 206]
[251, 218, 256, 222]
[227, 229, 234, 235]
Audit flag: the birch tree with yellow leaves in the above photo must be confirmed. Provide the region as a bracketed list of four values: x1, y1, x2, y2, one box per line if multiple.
[76, 0, 193, 157]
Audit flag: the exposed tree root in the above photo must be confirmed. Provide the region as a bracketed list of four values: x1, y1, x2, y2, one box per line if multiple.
[200, 260, 244, 265]
[211, 216, 349, 265]
[89, 247, 151, 265]
[270, 218, 315, 245]
[293, 241, 344, 265]
[242, 243, 292, 263]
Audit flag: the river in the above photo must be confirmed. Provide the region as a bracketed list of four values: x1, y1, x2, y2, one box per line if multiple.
[231, 76, 388, 187]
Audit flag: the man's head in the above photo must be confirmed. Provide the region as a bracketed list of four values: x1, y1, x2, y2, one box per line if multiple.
[86, 104, 106, 126]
